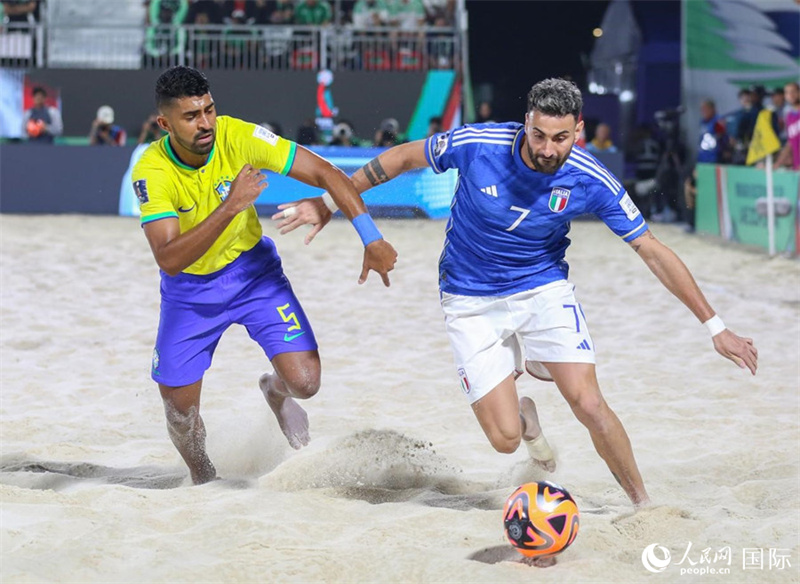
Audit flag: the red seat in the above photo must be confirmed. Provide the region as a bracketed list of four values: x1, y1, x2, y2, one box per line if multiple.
[363, 49, 391, 71]
[291, 48, 317, 70]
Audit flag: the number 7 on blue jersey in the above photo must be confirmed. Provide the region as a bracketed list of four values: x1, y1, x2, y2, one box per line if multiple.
[506, 206, 530, 232]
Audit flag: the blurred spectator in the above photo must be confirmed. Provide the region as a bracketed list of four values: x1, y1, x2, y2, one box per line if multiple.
[89, 106, 127, 146]
[1, 0, 40, 23]
[388, 0, 425, 67]
[330, 121, 357, 146]
[727, 88, 760, 165]
[145, 0, 189, 66]
[374, 118, 400, 147]
[682, 99, 726, 232]
[221, 0, 256, 24]
[388, 0, 425, 30]
[475, 101, 494, 124]
[138, 113, 166, 144]
[695, 99, 727, 164]
[294, 0, 332, 25]
[586, 123, 618, 153]
[422, 0, 454, 67]
[427, 115, 442, 137]
[752, 85, 767, 110]
[776, 81, 800, 171]
[374, 129, 398, 147]
[22, 86, 62, 144]
[259, 0, 293, 24]
[186, 0, 222, 24]
[296, 118, 319, 145]
[352, 0, 389, 29]
[187, 9, 219, 68]
[422, 0, 454, 26]
[769, 86, 789, 143]
[223, 7, 258, 65]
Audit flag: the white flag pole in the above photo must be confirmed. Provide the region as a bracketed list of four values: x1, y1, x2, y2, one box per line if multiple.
[766, 154, 775, 256]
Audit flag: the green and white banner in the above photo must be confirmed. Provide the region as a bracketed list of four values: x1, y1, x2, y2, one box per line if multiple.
[682, 0, 799, 149]
[696, 163, 799, 256]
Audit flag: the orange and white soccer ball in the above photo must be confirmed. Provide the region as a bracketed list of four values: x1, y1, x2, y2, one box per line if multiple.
[503, 481, 580, 558]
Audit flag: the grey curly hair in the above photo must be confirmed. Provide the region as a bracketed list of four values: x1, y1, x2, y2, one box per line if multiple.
[527, 78, 583, 119]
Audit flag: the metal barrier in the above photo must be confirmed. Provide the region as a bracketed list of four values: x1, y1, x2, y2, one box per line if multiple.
[4, 23, 459, 71]
[0, 22, 44, 68]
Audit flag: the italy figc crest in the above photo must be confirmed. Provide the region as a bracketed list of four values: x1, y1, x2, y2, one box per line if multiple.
[548, 187, 571, 213]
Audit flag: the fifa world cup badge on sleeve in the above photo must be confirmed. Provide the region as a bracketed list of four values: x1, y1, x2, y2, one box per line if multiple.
[134, 179, 149, 204]
[253, 125, 279, 146]
[433, 133, 449, 157]
[619, 192, 641, 220]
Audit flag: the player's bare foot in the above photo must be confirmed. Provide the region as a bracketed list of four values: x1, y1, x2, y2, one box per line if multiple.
[520, 397, 556, 472]
[259, 373, 310, 449]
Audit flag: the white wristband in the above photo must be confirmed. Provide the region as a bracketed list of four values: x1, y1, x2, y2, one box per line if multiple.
[321, 192, 338, 213]
[703, 315, 726, 337]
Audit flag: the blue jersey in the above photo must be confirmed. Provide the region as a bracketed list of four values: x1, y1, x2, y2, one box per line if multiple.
[424, 122, 648, 296]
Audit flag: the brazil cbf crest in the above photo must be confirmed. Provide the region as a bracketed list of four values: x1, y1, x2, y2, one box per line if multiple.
[548, 187, 571, 213]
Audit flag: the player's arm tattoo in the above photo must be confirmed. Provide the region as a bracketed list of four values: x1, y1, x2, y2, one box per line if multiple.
[631, 230, 656, 254]
[361, 158, 390, 187]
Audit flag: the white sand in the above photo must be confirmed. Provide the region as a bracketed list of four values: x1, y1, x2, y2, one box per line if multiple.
[1, 215, 798, 583]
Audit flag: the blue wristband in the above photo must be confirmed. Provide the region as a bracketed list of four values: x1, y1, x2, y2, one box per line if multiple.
[351, 213, 383, 246]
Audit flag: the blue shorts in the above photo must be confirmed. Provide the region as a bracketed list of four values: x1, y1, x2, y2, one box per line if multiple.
[152, 237, 318, 387]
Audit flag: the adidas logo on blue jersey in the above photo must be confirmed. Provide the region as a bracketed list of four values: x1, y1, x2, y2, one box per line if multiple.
[576, 339, 592, 350]
[480, 185, 498, 197]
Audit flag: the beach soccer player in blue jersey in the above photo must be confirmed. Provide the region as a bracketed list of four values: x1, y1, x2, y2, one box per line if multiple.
[134, 66, 397, 484]
[275, 78, 758, 507]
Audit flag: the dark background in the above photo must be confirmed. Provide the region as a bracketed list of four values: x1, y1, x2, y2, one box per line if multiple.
[466, 0, 682, 125]
[467, 0, 611, 120]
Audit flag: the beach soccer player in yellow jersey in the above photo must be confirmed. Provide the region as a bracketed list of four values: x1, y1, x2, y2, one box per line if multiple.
[132, 66, 397, 484]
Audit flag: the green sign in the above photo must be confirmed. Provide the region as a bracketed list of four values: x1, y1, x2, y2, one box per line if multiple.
[696, 163, 799, 255]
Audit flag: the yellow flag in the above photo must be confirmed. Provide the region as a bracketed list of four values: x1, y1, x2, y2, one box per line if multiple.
[746, 109, 781, 165]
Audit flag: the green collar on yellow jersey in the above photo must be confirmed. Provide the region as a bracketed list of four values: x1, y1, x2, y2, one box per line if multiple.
[164, 135, 216, 170]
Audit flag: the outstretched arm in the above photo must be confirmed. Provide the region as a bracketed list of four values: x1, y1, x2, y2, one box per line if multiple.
[287, 145, 398, 286]
[629, 230, 758, 374]
[273, 140, 429, 243]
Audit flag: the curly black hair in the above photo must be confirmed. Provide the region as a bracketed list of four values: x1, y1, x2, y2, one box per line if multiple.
[155, 66, 210, 108]
[527, 78, 582, 119]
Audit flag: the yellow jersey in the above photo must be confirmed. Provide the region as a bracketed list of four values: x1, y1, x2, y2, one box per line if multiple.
[132, 115, 297, 275]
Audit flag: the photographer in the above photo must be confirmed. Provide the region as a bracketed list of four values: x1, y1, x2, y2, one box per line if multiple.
[89, 106, 127, 147]
[330, 121, 357, 147]
[138, 113, 165, 145]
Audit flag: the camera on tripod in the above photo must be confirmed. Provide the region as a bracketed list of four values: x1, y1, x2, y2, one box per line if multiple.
[654, 106, 685, 137]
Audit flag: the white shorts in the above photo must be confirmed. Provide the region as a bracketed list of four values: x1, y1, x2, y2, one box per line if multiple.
[441, 280, 595, 404]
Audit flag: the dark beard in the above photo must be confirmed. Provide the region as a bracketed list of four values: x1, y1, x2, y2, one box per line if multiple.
[527, 142, 569, 174]
[176, 130, 215, 155]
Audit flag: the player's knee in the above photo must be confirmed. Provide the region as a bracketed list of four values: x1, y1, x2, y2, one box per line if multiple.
[284, 372, 320, 400]
[570, 393, 610, 432]
[487, 427, 522, 454]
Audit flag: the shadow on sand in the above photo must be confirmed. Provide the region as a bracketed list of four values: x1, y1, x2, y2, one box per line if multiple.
[0, 457, 186, 490]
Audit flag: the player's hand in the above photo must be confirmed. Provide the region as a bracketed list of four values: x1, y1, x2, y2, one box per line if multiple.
[271, 197, 332, 245]
[227, 164, 267, 214]
[712, 329, 758, 375]
[359, 240, 397, 287]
